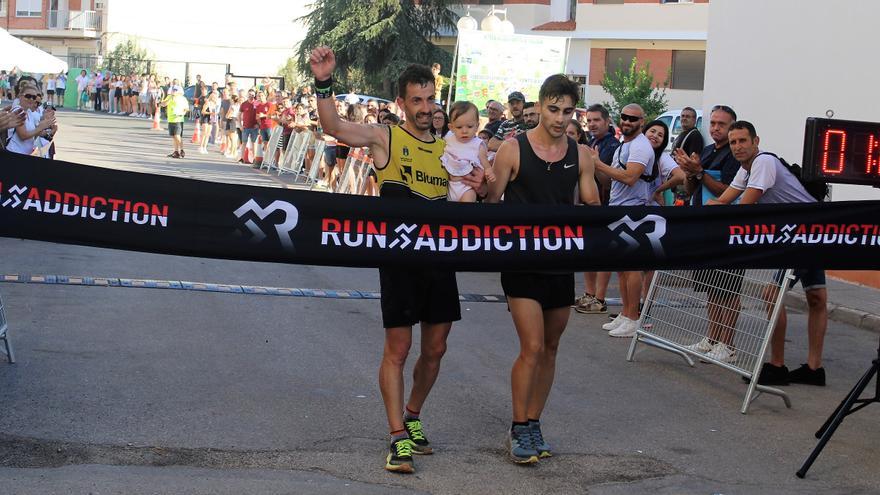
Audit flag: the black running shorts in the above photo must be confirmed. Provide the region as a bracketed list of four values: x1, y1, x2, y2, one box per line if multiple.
[501, 272, 575, 310]
[379, 268, 461, 328]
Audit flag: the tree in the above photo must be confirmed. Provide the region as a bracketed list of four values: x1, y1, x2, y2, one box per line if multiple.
[102, 39, 154, 76]
[295, 0, 456, 98]
[600, 58, 668, 122]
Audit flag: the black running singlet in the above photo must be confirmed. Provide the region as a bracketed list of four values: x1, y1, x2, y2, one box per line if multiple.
[504, 133, 579, 205]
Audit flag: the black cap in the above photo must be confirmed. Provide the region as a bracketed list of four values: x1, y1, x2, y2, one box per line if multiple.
[507, 91, 525, 102]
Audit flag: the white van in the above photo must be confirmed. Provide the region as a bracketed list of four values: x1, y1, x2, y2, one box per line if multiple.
[657, 109, 703, 150]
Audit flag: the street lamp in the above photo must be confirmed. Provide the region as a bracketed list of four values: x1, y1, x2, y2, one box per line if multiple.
[456, 6, 478, 32]
[457, 6, 515, 34]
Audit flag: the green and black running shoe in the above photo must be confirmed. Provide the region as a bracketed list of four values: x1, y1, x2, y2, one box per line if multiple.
[403, 418, 433, 455]
[385, 438, 416, 474]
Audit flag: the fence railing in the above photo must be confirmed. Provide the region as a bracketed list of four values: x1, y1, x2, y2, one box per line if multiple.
[48, 9, 100, 31]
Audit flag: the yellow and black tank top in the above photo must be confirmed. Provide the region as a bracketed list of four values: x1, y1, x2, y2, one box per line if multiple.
[376, 125, 448, 200]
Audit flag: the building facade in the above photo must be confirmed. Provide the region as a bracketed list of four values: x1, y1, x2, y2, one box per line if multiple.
[446, 0, 709, 110]
[1, 0, 106, 69]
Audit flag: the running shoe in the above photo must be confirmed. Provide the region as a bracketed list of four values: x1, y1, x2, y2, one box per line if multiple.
[683, 337, 713, 354]
[179, 150, 185, 158]
[608, 317, 638, 338]
[508, 425, 539, 464]
[403, 418, 432, 455]
[166, 151, 180, 159]
[576, 294, 607, 314]
[385, 438, 415, 474]
[530, 421, 552, 458]
[788, 363, 826, 386]
[743, 363, 790, 386]
[602, 314, 625, 331]
[704, 342, 736, 363]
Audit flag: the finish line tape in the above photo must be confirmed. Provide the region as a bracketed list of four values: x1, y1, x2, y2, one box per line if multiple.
[0, 273, 521, 304]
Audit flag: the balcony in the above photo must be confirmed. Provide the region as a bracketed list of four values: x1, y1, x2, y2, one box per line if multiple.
[48, 9, 101, 32]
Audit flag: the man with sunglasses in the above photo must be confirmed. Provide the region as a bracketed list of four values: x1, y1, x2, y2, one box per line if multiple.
[591, 103, 655, 338]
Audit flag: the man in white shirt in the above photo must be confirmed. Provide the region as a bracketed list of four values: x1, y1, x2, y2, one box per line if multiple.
[709, 120, 829, 387]
[75, 70, 89, 111]
[592, 103, 656, 338]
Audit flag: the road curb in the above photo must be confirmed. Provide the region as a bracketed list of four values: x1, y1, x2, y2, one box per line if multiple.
[785, 291, 880, 334]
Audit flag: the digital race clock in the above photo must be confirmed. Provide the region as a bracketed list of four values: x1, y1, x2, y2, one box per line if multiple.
[802, 118, 880, 186]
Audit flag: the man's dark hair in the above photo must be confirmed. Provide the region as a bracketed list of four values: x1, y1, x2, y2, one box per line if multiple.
[398, 64, 435, 99]
[711, 104, 737, 121]
[729, 120, 758, 139]
[682, 106, 697, 117]
[523, 101, 535, 110]
[538, 74, 580, 106]
[586, 103, 610, 120]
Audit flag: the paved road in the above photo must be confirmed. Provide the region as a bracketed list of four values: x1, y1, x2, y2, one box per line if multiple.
[0, 110, 877, 494]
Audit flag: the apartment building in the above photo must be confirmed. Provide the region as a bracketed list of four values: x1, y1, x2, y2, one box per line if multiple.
[447, 0, 709, 109]
[1, 0, 106, 68]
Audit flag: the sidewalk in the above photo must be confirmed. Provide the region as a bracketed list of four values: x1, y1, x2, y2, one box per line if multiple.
[786, 276, 880, 333]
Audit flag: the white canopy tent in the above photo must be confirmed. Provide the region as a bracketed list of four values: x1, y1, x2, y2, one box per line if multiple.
[0, 28, 69, 74]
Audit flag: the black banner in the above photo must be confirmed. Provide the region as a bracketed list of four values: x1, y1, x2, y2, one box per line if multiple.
[1, 152, 879, 271]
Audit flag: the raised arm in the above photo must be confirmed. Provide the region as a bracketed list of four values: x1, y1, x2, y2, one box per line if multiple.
[310, 46, 388, 156]
[578, 145, 600, 206]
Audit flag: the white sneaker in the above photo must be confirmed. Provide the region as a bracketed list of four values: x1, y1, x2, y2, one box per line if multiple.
[609, 317, 638, 338]
[683, 337, 713, 354]
[602, 314, 625, 331]
[705, 342, 736, 363]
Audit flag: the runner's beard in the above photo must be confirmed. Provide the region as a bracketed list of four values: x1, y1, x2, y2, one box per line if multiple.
[408, 112, 432, 132]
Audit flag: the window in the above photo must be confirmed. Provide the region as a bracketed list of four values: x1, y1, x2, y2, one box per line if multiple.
[0, 0, 7, 15]
[605, 49, 636, 77]
[595, 0, 624, 4]
[15, 0, 42, 17]
[671, 50, 705, 90]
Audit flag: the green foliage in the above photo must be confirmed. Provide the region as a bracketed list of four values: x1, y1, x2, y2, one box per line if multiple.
[278, 57, 308, 93]
[295, 0, 456, 98]
[600, 58, 668, 122]
[102, 39, 154, 75]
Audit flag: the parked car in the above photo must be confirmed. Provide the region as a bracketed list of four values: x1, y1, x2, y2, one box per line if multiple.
[335, 93, 393, 106]
[657, 109, 703, 150]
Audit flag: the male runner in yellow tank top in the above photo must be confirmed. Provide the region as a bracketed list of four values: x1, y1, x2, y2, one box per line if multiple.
[310, 46, 485, 474]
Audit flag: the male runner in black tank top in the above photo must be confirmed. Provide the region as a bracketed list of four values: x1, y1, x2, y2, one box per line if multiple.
[309, 46, 485, 474]
[487, 74, 600, 464]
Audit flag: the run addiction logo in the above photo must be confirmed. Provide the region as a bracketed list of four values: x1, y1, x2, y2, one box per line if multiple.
[729, 223, 880, 246]
[233, 199, 299, 251]
[0, 182, 169, 227]
[320, 219, 586, 253]
[607, 214, 667, 257]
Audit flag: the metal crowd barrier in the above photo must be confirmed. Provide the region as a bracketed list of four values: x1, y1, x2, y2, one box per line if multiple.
[0, 291, 15, 364]
[259, 127, 285, 171]
[278, 131, 312, 178]
[626, 268, 794, 414]
[333, 147, 374, 195]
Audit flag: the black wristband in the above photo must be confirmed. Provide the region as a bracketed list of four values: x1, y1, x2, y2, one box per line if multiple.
[315, 77, 332, 91]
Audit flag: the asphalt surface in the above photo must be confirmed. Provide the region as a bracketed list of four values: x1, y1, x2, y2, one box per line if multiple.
[0, 110, 877, 494]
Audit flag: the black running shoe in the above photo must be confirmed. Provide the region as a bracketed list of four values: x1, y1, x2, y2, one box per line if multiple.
[743, 363, 790, 386]
[385, 438, 415, 474]
[167, 151, 180, 159]
[403, 418, 433, 455]
[788, 364, 826, 386]
[179, 150, 185, 158]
